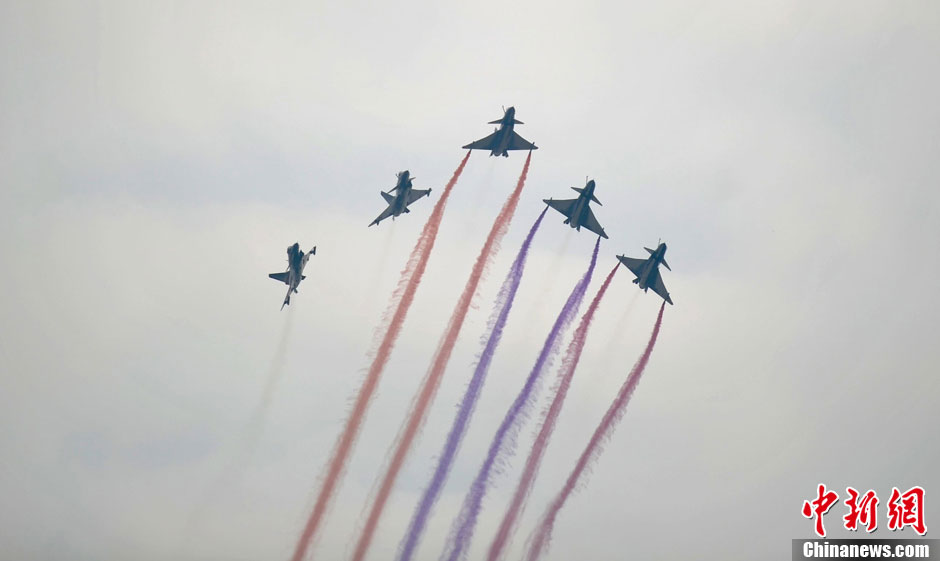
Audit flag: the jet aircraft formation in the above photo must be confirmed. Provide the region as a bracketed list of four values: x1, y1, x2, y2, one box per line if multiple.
[268, 106, 674, 307]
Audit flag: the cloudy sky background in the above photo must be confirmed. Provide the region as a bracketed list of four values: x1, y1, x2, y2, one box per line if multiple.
[2, 1, 938, 559]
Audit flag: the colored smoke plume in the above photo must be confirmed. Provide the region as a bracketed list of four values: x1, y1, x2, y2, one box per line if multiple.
[524, 302, 665, 561]
[350, 152, 533, 561]
[486, 262, 619, 561]
[290, 151, 470, 561]
[397, 206, 548, 561]
[441, 237, 601, 561]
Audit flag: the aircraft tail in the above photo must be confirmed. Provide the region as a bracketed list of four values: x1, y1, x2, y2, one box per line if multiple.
[571, 187, 601, 205]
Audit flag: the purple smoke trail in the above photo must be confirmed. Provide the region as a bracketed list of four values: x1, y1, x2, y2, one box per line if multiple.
[524, 302, 666, 561]
[397, 207, 548, 561]
[440, 237, 602, 561]
[350, 153, 531, 561]
[487, 262, 619, 561]
[290, 151, 470, 561]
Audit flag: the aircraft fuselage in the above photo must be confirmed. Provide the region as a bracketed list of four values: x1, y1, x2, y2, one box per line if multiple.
[388, 185, 414, 218]
[488, 107, 517, 156]
[636, 244, 667, 290]
[286, 244, 306, 292]
[566, 181, 597, 230]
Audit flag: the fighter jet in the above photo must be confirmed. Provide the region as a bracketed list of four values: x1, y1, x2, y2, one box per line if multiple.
[543, 178, 609, 239]
[268, 242, 316, 310]
[462, 106, 538, 157]
[616, 242, 673, 305]
[369, 170, 432, 226]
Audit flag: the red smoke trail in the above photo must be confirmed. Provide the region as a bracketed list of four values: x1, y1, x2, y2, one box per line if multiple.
[350, 152, 533, 561]
[290, 151, 470, 561]
[487, 262, 619, 561]
[524, 302, 666, 561]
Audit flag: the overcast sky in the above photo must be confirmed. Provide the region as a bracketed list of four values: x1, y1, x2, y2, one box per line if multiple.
[1, 1, 938, 560]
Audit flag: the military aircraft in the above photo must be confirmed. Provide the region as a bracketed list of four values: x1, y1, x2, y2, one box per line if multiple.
[543, 178, 609, 238]
[369, 170, 432, 226]
[462, 106, 538, 157]
[616, 242, 673, 305]
[269, 242, 316, 310]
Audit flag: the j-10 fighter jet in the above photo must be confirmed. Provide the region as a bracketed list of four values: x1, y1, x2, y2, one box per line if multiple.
[462, 106, 538, 157]
[369, 170, 432, 227]
[269, 242, 316, 310]
[543, 178, 609, 239]
[617, 242, 673, 305]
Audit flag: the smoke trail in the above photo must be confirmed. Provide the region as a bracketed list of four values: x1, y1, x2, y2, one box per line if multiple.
[241, 309, 295, 454]
[525, 302, 665, 561]
[397, 206, 548, 561]
[596, 290, 641, 366]
[350, 152, 533, 561]
[290, 151, 470, 561]
[534, 228, 574, 299]
[486, 262, 619, 561]
[519, 228, 574, 330]
[361, 220, 397, 321]
[180, 310, 295, 548]
[441, 237, 601, 561]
